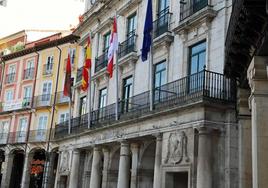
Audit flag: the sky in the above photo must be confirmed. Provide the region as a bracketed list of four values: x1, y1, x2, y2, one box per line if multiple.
[0, 0, 85, 39]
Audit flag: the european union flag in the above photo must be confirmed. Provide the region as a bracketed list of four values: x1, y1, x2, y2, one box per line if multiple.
[141, 0, 153, 62]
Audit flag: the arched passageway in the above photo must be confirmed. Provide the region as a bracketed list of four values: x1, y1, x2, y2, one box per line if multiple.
[0, 150, 5, 186]
[9, 150, 25, 188]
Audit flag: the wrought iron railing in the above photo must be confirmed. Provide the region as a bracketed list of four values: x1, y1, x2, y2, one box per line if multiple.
[0, 133, 8, 144]
[23, 68, 35, 80]
[8, 131, 27, 144]
[180, 0, 208, 21]
[22, 97, 32, 108]
[95, 49, 109, 73]
[56, 92, 70, 104]
[153, 7, 171, 38]
[5, 73, 15, 84]
[28, 129, 49, 142]
[118, 31, 136, 59]
[54, 70, 236, 139]
[43, 63, 53, 75]
[76, 66, 83, 83]
[33, 94, 53, 108]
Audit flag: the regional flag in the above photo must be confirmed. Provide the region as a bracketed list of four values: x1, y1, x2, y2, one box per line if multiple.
[141, 0, 153, 62]
[63, 53, 72, 97]
[107, 16, 119, 78]
[81, 35, 92, 91]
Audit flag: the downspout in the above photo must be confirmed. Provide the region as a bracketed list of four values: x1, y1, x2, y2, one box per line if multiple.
[42, 45, 62, 188]
[24, 49, 40, 153]
[0, 60, 5, 96]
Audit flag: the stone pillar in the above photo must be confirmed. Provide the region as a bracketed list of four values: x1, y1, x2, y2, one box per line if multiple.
[90, 147, 102, 188]
[153, 134, 162, 188]
[102, 147, 109, 188]
[130, 143, 139, 188]
[1, 152, 14, 188]
[247, 56, 268, 188]
[196, 127, 212, 188]
[54, 151, 62, 188]
[69, 149, 80, 188]
[117, 141, 130, 188]
[237, 88, 252, 188]
[21, 152, 32, 188]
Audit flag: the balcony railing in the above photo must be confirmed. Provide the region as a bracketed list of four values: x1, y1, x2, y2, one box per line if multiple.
[23, 68, 35, 80]
[28, 129, 49, 142]
[54, 70, 236, 139]
[76, 67, 83, 83]
[95, 49, 109, 73]
[0, 133, 8, 144]
[56, 92, 70, 104]
[180, 0, 208, 21]
[43, 63, 53, 75]
[1, 97, 32, 112]
[33, 94, 53, 108]
[153, 7, 171, 38]
[118, 31, 136, 59]
[8, 131, 27, 144]
[5, 73, 15, 84]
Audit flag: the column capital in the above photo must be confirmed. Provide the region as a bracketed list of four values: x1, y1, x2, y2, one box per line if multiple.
[197, 127, 213, 135]
[73, 149, 80, 155]
[152, 133, 163, 141]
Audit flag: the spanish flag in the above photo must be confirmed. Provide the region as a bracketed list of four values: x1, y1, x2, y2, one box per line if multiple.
[63, 53, 72, 97]
[81, 35, 92, 91]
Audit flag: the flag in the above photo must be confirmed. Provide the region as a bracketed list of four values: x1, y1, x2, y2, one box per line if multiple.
[141, 0, 153, 62]
[81, 35, 92, 91]
[63, 53, 72, 97]
[107, 16, 119, 78]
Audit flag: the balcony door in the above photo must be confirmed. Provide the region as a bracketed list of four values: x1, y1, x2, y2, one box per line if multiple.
[42, 82, 52, 103]
[189, 41, 206, 93]
[37, 116, 48, 141]
[7, 64, 16, 83]
[23, 86, 32, 107]
[122, 76, 133, 113]
[98, 88, 107, 119]
[154, 61, 167, 102]
[45, 55, 54, 73]
[79, 96, 87, 124]
[126, 14, 136, 53]
[25, 59, 34, 79]
[18, 118, 27, 142]
[158, 0, 169, 15]
[193, 0, 207, 13]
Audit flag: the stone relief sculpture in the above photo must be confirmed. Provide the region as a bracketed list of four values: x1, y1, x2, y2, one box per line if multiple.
[164, 131, 189, 164]
[59, 151, 70, 173]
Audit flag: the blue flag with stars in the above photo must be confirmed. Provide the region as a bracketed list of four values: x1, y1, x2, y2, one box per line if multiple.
[141, 0, 153, 62]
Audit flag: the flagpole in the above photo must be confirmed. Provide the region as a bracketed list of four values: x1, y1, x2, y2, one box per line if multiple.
[68, 88, 72, 134]
[115, 13, 119, 121]
[88, 57, 92, 128]
[149, 34, 154, 111]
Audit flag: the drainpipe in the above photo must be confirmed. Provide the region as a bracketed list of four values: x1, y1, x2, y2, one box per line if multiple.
[0, 60, 5, 97]
[42, 45, 62, 188]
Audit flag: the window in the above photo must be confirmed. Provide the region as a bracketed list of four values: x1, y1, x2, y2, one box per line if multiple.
[79, 96, 87, 116]
[69, 48, 76, 65]
[8, 64, 16, 74]
[59, 113, 70, 123]
[45, 55, 54, 74]
[189, 41, 206, 92]
[154, 61, 167, 102]
[0, 121, 9, 135]
[37, 116, 48, 140]
[127, 13, 137, 36]
[5, 90, 14, 102]
[24, 59, 34, 79]
[103, 32, 111, 52]
[158, 0, 169, 15]
[122, 76, 133, 112]
[23, 86, 32, 107]
[6, 64, 16, 83]
[42, 82, 52, 101]
[26, 59, 34, 69]
[18, 118, 27, 140]
[98, 88, 107, 109]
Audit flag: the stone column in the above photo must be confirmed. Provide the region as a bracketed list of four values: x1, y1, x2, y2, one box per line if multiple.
[130, 143, 139, 188]
[102, 147, 109, 188]
[21, 152, 32, 188]
[153, 134, 162, 188]
[237, 88, 252, 188]
[69, 149, 80, 188]
[196, 127, 212, 188]
[90, 147, 102, 188]
[1, 152, 14, 188]
[54, 151, 62, 188]
[247, 56, 268, 188]
[117, 141, 130, 188]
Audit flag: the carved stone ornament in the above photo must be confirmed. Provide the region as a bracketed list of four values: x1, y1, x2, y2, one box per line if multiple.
[164, 131, 189, 164]
[59, 151, 70, 173]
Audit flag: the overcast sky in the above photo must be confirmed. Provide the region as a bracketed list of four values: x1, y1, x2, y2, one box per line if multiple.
[0, 0, 85, 38]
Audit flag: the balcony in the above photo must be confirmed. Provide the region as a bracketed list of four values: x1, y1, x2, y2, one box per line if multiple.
[153, 7, 174, 49]
[43, 63, 53, 76]
[23, 68, 35, 80]
[95, 49, 109, 73]
[8, 131, 27, 144]
[175, 0, 216, 34]
[0, 133, 8, 144]
[118, 31, 138, 67]
[56, 91, 70, 105]
[28, 129, 49, 142]
[5, 73, 15, 84]
[33, 94, 53, 108]
[54, 70, 236, 139]
[76, 67, 83, 84]
[1, 98, 31, 112]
